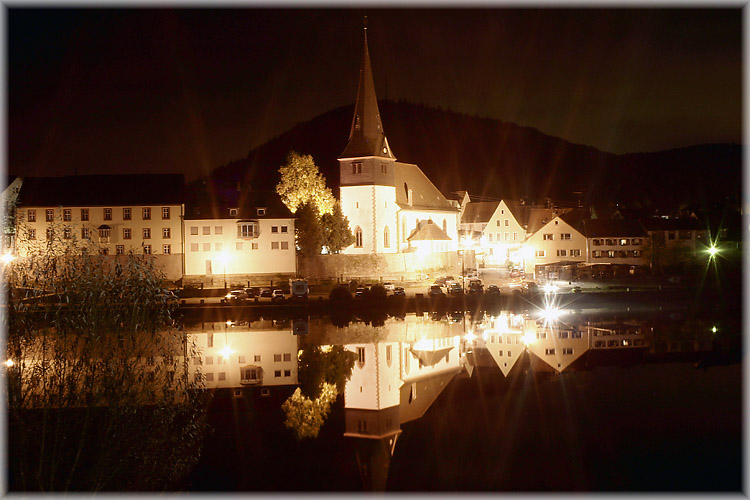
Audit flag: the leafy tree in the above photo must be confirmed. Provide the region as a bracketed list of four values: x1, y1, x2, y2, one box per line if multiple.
[321, 201, 355, 254]
[4, 232, 208, 491]
[276, 151, 335, 215]
[281, 383, 338, 440]
[295, 202, 324, 257]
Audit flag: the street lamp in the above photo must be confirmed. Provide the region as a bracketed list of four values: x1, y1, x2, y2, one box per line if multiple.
[217, 252, 230, 291]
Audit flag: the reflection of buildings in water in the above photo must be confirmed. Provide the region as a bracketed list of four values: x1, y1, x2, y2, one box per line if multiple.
[471, 312, 650, 374]
[184, 320, 300, 390]
[341, 322, 462, 491]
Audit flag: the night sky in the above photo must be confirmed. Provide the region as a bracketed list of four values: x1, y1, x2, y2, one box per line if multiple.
[8, 8, 741, 181]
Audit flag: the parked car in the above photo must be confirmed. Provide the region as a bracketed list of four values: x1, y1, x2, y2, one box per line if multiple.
[393, 286, 406, 297]
[244, 287, 259, 298]
[260, 288, 273, 298]
[448, 283, 463, 295]
[428, 285, 445, 297]
[382, 282, 396, 292]
[355, 287, 367, 298]
[271, 289, 286, 302]
[225, 289, 248, 301]
[468, 279, 484, 294]
[487, 284, 500, 294]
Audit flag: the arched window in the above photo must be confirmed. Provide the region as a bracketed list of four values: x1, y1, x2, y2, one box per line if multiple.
[384, 226, 390, 248]
[355, 226, 363, 248]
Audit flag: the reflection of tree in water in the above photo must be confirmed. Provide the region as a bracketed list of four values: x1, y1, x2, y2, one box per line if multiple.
[282, 346, 357, 439]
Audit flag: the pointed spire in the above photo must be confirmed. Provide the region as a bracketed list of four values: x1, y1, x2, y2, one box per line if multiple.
[339, 19, 395, 160]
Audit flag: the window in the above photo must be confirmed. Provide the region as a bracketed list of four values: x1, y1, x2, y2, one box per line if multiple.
[28, 210, 36, 222]
[163, 228, 171, 239]
[496, 220, 501, 227]
[61, 227, 71, 239]
[191, 243, 199, 252]
[143, 228, 151, 239]
[123, 208, 131, 220]
[514, 232, 518, 241]
[381, 163, 387, 173]
[543, 234, 553, 240]
[504, 219, 509, 227]
[284, 370, 291, 377]
[207, 334, 213, 347]
[28, 228, 36, 240]
[593, 239, 602, 246]
[284, 353, 291, 362]
[203, 243, 211, 251]
[274, 354, 281, 362]
[557, 249, 567, 257]
[214, 226, 222, 235]
[271, 242, 279, 250]
[561, 233, 571, 240]
[563, 348, 574, 355]
[593, 250, 601, 258]
[63, 209, 72, 222]
[505, 232, 509, 241]
[238, 222, 259, 238]
[281, 225, 288, 233]
[236, 242, 243, 251]
[229, 208, 238, 217]
[352, 162, 362, 174]
[100, 247, 109, 255]
[281, 241, 289, 250]
[559, 331, 569, 339]
[103, 208, 112, 221]
[256, 208, 266, 216]
[606, 239, 616, 246]
[98, 228, 110, 239]
[274, 370, 281, 378]
[123, 228, 131, 239]
[143, 245, 151, 255]
[386, 345, 392, 366]
[190, 226, 198, 235]
[507, 351, 511, 357]
[163, 244, 171, 255]
[162, 207, 170, 219]
[80, 208, 88, 221]
[355, 227, 363, 247]
[545, 348, 556, 355]
[537, 332, 547, 339]
[81, 227, 90, 239]
[570, 249, 581, 257]
[205, 373, 214, 382]
[116, 245, 124, 255]
[218, 372, 226, 381]
[535, 250, 545, 257]
[142, 207, 151, 220]
[633, 250, 641, 257]
[215, 243, 222, 251]
[384, 226, 390, 248]
[46, 209, 54, 222]
[620, 238, 629, 246]
[203, 226, 210, 235]
[251, 243, 258, 250]
[254, 355, 261, 362]
[488, 233, 493, 242]
[618, 250, 627, 258]
[571, 331, 582, 338]
[498, 350, 503, 357]
[357, 347, 365, 364]
[271, 226, 278, 233]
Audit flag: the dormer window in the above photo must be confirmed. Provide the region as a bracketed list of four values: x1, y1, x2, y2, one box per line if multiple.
[256, 208, 266, 216]
[229, 208, 238, 217]
[352, 162, 362, 174]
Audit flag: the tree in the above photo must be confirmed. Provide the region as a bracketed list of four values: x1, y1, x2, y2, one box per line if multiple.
[4, 234, 208, 491]
[276, 151, 335, 215]
[321, 201, 355, 254]
[295, 202, 324, 257]
[281, 383, 338, 440]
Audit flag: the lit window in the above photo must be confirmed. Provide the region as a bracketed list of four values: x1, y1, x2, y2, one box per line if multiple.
[81, 227, 90, 239]
[535, 250, 545, 257]
[543, 234, 553, 240]
[143, 245, 151, 255]
[162, 228, 171, 239]
[123, 208, 131, 220]
[142, 207, 151, 220]
[545, 348, 555, 355]
[63, 209, 71, 222]
[123, 228, 131, 239]
[238, 222, 259, 238]
[46, 209, 54, 222]
[103, 208, 112, 221]
[143, 228, 151, 239]
[28, 210, 36, 222]
[80, 209, 88, 221]
[163, 244, 171, 255]
[162, 207, 170, 219]
[28, 228, 36, 240]
[116, 245, 124, 255]
[561, 233, 571, 240]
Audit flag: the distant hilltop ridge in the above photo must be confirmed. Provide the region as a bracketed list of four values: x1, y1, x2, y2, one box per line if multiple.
[198, 99, 740, 212]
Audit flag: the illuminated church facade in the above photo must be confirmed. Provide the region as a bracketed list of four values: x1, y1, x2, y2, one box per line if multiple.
[338, 27, 459, 255]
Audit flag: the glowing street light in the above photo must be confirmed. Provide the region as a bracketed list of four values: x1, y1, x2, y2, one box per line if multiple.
[4, 359, 14, 368]
[711, 325, 718, 334]
[708, 245, 719, 258]
[1, 253, 15, 265]
[540, 306, 562, 322]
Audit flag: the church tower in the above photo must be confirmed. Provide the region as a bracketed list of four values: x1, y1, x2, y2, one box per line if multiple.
[339, 21, 399, 254]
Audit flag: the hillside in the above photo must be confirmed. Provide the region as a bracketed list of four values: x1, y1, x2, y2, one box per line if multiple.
[194, 100, 741, 212]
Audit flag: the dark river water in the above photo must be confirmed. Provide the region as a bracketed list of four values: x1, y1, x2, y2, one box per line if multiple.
[182, 309, 742, 492]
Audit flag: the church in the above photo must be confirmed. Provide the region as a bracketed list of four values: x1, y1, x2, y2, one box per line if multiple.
[338, 26, 459, 255]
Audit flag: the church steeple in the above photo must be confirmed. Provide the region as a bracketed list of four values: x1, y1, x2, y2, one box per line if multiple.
[339, 19, 396, 160]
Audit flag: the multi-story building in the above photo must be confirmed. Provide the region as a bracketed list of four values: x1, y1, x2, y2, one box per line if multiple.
[338, 26, 459, 256]
[523, 209, 587, 278]
[183, 190, 295, 287]
[13, 175, 185, 281]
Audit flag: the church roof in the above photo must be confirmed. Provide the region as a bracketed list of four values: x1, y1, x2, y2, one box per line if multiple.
[394, 163, 457, 211]
[339, 27, 395, 161]
[407, 220, 452, 241]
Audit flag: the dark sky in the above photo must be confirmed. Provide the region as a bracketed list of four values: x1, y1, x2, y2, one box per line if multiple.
[8, 8, 741, 181]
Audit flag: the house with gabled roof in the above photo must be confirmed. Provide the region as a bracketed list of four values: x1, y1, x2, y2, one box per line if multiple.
[338, 26, 459, 255]
[523, 209, 587, 279]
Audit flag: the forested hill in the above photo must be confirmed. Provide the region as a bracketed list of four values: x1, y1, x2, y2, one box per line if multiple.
[195, 99, 740, 212]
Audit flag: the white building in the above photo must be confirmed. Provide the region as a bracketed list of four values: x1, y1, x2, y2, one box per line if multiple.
[13, 175, 185, 281]
[183, 190, 296, 287]
[338, 26, 459, 256]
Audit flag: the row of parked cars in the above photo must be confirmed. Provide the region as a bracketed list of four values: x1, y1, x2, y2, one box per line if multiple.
[428, 276, 488, 296]
[225, 287, 286, 303]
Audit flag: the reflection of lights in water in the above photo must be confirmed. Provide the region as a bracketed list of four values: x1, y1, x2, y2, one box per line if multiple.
[5, 359, 14, 367]
[708, 245, 719, 257]
[465, 332, 476, 343]
[1, 253, 15, 265]
[540, 306, 562, 322]
[226, 320, 234, 327]
[522, 333, 537, 345]
[220, 345, 234, 358]
[543, 283, 558, 294]
[320, 345, 333, 353]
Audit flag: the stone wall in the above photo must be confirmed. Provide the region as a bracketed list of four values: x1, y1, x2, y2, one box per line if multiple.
[298, 251, 467, 281]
